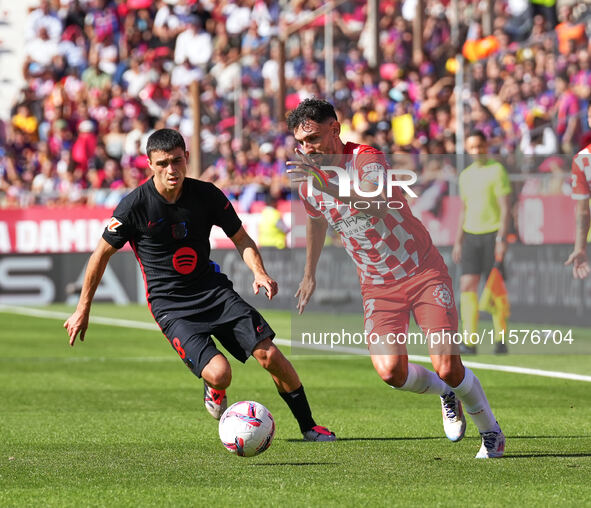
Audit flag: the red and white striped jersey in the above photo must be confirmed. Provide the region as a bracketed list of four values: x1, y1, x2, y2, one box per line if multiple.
[299, 142, 435, 285]
[571, 144, 591, 199]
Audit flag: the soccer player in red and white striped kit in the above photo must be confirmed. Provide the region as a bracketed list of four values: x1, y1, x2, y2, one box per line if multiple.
[287, 99, 505, 458]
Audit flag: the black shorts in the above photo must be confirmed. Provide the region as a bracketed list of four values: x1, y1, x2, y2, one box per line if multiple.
[159, 288, 275, 378]
[461, 231, 499, 277]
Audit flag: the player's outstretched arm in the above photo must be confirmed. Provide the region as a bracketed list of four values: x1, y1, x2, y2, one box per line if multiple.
[64, 238, 118, 346]
[296, 215, 328, 314]
[230, 226, 278, 300]
[565, 199, 591, 279]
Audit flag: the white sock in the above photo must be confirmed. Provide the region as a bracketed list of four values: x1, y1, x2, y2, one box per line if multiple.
[452, 367, 499, 433]
[396, 363, 448, 395]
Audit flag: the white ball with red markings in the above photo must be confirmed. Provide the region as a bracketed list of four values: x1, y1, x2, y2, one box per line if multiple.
[219, 401, 275, 457]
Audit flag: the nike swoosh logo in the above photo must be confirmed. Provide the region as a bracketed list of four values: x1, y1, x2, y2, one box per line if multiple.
[148, 218, 164, 228]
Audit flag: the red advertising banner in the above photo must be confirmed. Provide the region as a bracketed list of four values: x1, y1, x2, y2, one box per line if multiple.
[517, 195, 576, 245]
[0, 205, 291, 253]
[0, 196, 578, 254]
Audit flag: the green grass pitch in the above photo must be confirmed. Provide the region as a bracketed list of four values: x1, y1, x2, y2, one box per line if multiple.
[1, 304, 590, 507]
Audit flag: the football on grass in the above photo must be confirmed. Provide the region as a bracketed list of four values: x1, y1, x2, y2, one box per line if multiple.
[219, 401, 275, 457]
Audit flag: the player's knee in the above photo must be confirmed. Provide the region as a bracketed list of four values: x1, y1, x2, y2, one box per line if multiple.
[435, 358, 463, 386]
[203, 369, 232, 390]
[202, 355, 232, 389]
[374, 358, 408, 387]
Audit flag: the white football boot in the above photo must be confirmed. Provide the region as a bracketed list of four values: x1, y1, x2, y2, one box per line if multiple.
[203, 381, 227, 420]
[476, 426, 506, 458]
[440, 391, 467, 442]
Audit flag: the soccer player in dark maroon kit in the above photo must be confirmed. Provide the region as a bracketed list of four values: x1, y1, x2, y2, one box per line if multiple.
[64, 128, 335, 442]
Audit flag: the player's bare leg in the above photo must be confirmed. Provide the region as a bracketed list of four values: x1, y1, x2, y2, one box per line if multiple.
[201, 353, 231, 419]
[252, 338, 335, 442]
[252, 338, 300, 392]
[459, 274, 480, 354]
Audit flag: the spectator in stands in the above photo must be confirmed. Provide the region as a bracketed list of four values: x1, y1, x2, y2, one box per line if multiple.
[553, 73, 581, 153]
[174, 16, 212, 70]
[520, 108, 558, 156]
[4, 0, 591, 213]
[26, 0, 62, 43]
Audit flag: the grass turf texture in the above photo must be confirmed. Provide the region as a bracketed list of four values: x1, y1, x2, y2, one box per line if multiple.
[0, 304, 590, 507]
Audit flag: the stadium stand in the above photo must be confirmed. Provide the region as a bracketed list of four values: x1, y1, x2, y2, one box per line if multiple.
[0, 0, 590, 213]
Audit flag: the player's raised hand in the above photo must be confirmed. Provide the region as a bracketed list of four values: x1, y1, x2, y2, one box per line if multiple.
[286, 148, 328, 187]
[295, 276, 316, 314]
[63, 309, 90, 346]
[253, 273, 278, 300]
[565, 249, 591, 279]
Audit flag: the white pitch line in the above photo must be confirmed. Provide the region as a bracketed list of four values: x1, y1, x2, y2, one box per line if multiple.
[2, 304, 590, 383]
[0, 304, 159, 330]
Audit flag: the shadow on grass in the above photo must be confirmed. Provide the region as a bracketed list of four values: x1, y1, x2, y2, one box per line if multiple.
[506, 435, 591, 440]
[284, 435, 591, 444]
[251, 462, 339, 466]
[504, 452, 591, 459]
[285, 436, 446, 443]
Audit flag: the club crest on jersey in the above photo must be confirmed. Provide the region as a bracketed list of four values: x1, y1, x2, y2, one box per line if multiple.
[433, 283, 454, 309]
[107, 217, 122, 232]
[171, 222, 188, 240]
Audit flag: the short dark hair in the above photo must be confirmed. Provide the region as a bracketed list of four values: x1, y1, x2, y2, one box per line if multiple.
[467, 130, 487, 142]
[286, 98, 338, 131]
[146, 128, 186, 159]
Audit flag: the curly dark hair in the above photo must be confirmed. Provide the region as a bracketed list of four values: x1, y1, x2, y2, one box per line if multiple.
[286, 98, 338, 131]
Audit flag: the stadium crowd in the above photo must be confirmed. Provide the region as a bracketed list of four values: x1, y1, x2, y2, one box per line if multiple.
[0, 0, 590, 209]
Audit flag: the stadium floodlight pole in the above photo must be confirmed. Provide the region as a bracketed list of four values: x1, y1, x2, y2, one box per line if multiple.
[234, 71, 243, 146]
[454, 54, 464, 157]
[189, 80, 202, 178]
[482, 0, 493, 36]
[451, 0, 459, 49]
[454, 53, 465, 196]
[412, 0, 424, 67]
[276, 36, 286, 123]
[367, 0, 380, 70]
[325, 0, 334, 102]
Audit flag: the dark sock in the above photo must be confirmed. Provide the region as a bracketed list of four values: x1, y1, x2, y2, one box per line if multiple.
[279, 385, 316, 433]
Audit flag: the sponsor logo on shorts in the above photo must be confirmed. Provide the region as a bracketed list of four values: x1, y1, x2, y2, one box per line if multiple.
[433, 283, 454, 309]
[172, 247, 197, 274]
[256, 325, 264, 333]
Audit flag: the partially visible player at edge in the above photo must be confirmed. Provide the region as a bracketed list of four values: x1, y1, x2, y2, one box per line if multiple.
[287, 98, 504, 458]
[64, 128, 335, 442]
[566, 103, 591, 280]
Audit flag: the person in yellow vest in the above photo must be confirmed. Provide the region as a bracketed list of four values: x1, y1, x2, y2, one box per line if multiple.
[258, 192, 289, 249]
[531, 0, 557, 30]
[452, 131, 512, 354]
